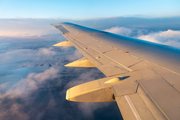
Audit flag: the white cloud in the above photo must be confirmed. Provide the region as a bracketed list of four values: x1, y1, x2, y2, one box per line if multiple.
[105, 26, 132, 36]
[77, 102, 111, 117]
[66, 49, 84, 62]
[0, 67, 59, 99]
[0, 47, 56, 65]
[0, 43, 9, 49]
[0, 68, 59, 120]
[38, 48, 56, 56]
[137, 29, 180, 48]
[0, 82, 9, 93]
[65, 69, 101, 88]
[105, 26, 180, 48]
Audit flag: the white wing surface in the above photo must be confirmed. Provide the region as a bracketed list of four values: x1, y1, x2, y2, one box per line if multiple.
[52, 22, 180, 120]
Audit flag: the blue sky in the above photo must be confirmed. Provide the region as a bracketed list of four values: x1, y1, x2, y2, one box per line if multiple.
[0, 0, 180, 19]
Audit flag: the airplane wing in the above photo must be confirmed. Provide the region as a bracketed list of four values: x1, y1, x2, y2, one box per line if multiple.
[52, 22, 180, 120]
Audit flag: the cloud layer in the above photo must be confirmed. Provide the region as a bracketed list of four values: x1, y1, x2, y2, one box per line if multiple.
[0, 48, 55, 65]
[138, 29, 180, 48]
[1, 16, 180, 37]
[0, 67, 60, 120]
[0, 36, 120, 120]
[0, 67, 59, 99]
[105, 27, 180, 48]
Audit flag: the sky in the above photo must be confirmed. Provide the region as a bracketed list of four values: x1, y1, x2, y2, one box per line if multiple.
[0, 0, 180, 120]
[0, 0, 180, 19]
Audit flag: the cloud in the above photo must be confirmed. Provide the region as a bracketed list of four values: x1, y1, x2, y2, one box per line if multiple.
[0, 36, 114, 119]
[0, 82, 9, 93]
[77, 102, 112, 117]
[0, 47, 56, 65]
[0, 43, 9, 50]
[0, 67, 59, 99]
[105, 26, 132, 36]
[65, 49, 84, 62]
[137, 29, 180, 47]
[65, 68, 105, 89]
[105, 26, 180, 48]
[38, 48, 56, 56]
[0, 67, 60, 120]
[0, 66, 113, 120]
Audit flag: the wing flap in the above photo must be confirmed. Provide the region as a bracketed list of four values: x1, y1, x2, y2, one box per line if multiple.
[87, 41, 113, 53]
[111, 81, 138, 97]
[98, 64, 128, 76]
[139, 78, 180, 119]
[116, 94, 156, 120]
[163, 74, 180, 92]
[116, 96, 139, 120]
[78, 37, 94, 45]
[104, 49, 143, 67]
[113, 77, 180, 120]
[137, 85, 168, 120]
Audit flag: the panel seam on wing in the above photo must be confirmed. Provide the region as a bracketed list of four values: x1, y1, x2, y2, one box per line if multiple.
[138, 82, 170, 119]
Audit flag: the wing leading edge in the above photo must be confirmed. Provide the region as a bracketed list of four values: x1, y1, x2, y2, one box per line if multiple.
[52, 22, 180, 120]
